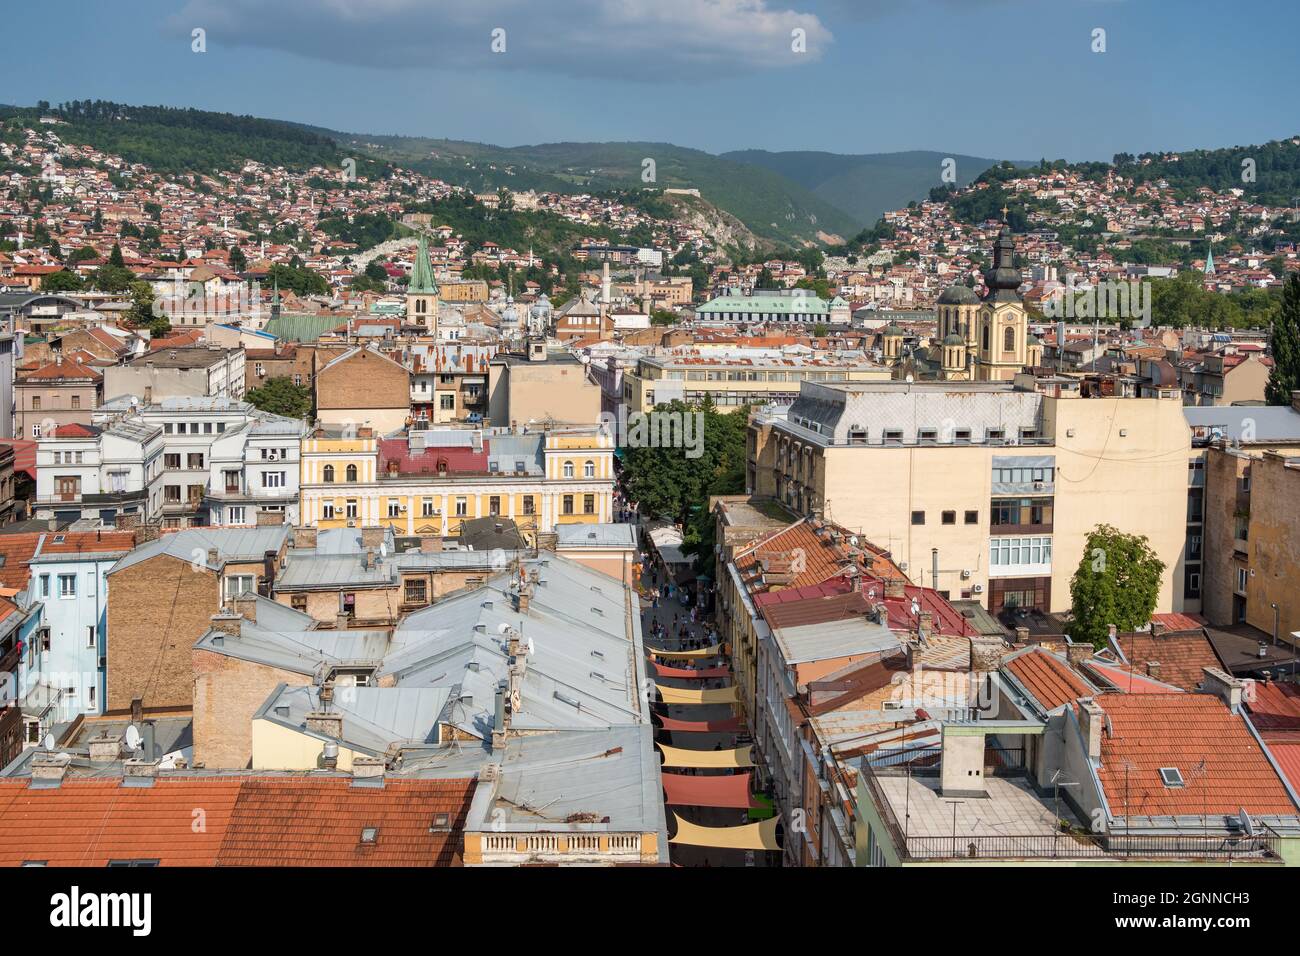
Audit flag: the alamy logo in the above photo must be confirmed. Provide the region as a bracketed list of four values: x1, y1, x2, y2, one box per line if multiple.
[49, 886, 152, 937]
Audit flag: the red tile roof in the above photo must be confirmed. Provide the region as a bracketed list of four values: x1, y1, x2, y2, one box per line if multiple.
[1093, 695, 1297, 818]
[1114, 629, 1226, 692]
[379, 438, 491, 476]
[1004, 649, 1093, 711]
[0, 776, 474, 867]
[1246, 681, 1300, 737]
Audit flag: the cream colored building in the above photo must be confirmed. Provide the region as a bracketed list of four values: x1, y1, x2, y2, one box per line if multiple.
[749, 378, 1191, 616]
[487, 343, 602, 426]
[622, 354, 891, 414]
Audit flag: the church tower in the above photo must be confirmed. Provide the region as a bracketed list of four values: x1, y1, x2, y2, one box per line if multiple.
[974, 225, 1029, 382]
[406, 233, 440, 335]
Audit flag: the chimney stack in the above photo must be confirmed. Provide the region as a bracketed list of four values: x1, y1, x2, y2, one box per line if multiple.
[1078, 698, 1105, 761]
[88, 733, 123, 763]
[1201, 667, 1245, 713]
[306, 711, 344, 739]
[31, 751, 72, 783]
[1064, 637, 1093, 667]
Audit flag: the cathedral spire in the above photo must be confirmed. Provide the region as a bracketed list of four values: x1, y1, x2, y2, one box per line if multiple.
[409, 232, 439, 295]
[1204, 241, 1215, 277]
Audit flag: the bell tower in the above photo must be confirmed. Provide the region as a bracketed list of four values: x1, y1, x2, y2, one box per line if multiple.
[406, 233, 441, 335]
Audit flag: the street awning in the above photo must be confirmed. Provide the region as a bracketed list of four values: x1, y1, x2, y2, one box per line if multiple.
[657, 743, 754, 769]
[656, 684, 739, 706]
[648, 644, 723, 659]
[657, 715, 745, 733]
[662, 771, 760, 808]
[650, 660, 732, 680]
[669, 813, 782, 851]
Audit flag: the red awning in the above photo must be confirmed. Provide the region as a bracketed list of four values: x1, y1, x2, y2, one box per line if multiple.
[657, 715, 745, 733]
[650, 660, 732, 680]
[661, 771, 760, 809]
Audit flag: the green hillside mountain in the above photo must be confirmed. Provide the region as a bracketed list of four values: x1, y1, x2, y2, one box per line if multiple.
[723, 148, 1022, 225]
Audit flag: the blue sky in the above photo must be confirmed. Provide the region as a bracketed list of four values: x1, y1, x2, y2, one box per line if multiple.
[4, 0, 1297, 161]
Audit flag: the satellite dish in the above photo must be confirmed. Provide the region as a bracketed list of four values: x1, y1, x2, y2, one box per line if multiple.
[497, 622, 511, 635]
[379, 542, 388, 559]
[1240, 808, 1254, 836]
[527, 636, 535, 656]
[125, 725, 142, 751]
[42, 734, 55, 752]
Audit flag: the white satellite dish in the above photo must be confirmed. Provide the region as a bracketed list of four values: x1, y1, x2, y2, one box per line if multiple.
[42, 733, 55, 752]
[498, 622, 511, 635]
[526, 636, 535, 656]
[379, 542, 388, 559]
[125, 725, 142, 751]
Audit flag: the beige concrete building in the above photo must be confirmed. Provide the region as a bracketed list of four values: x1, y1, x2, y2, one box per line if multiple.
[749, 378, 1192, 616]
[15, 358, 102, 439]
[103, 346, 245, 403]
[313, 345, 411, 435]
[487, 342, 601, 426]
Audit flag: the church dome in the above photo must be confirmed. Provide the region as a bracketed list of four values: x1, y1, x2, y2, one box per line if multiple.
[943, 332, 965, 346]
[937, 284, 979, 305]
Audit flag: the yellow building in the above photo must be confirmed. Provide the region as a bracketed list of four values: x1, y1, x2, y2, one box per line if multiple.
[299, 424, 615, 539]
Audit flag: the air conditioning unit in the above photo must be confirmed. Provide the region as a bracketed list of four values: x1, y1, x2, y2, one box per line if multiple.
[898, 561, 908, 572]
[960, 569, 971, 580]
[972, 584, 984, 594]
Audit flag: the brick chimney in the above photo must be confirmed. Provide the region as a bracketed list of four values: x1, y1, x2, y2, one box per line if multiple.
[420, 535, 442, 554]
[306, 711, 344, 738]
[1078, 698, 1105, 761]
[235, 593, 258, 624]
[351, 756, 384, 779]
[1064, 637, 1093, 667]
[124, 757, 159, 779]
[209, 612, 243, 636]
[1014, 626, 1030, 645]
[88, 733, 123, 763]
[360, 526, 385, 549]
[292, 525, 318, 549]
[1151, 619, 1167, 637]
[884, 579, 906, 600]
[968, 636, 1006, 672]
[1145, 660, 1162, 680]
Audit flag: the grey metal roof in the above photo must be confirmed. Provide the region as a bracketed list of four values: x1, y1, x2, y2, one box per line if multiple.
[111, 526, 289, 574]
[275, 553, 398, 590]
[195, 621, 393, 675]
[770, 616, 900, 665]
[259, 684, 451, 754]
[555, 523, 637, 549]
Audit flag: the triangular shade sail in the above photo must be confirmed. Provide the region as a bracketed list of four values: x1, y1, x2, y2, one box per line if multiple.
[651, 660, 732, 680]
[661, 771, 760, 809]
[657, 742, 754, 769]
[669, 813, 782, 851]
[656, 683, 739, 706]
[657, 715, 745, 733]
[648, 644, 723, 659]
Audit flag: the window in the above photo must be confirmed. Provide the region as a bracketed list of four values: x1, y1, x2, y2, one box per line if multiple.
[345, 500, 358, 519]
[346, 464, 358, 482]
[583, 494, 595, 515]
[964, 510, 978, 524]
[71, 395, 81, 409]
[421, 498, 436, 517]
[404, 579, 428, 606]
[291, 594, 308, 612]
[918, 428, 938, 444]
[941, 510, 956, 525]
[228, 506, 246, 525]
[323, 465, 335, 483]
[164, 453, 181, 469]
[563, 495, 575, 515]
[489, 495, 501, 516]
[985, 428, 1004, 441]
[86, 625, 96, 649]
[953, 428, 971, 443]
[39, 575, 49, 598]
[439, 394, 455, 410]
[563, 461, 575, 478]
[263, 471, 286, 490]
[188, 453, 204, 470]
[883, 429, 903, 445]
[223, 575, 255, 601]
[1003, 326, 1015, 352]
[31, 396, 40, 410]
[989, 536, 1053, 569]
[1237, 567, 1248, 594]
[455, 497, 468, 516]
[584, 460, 595, 478]
[388, 500, 401, 518]
[322, 502, 335, 520]
[107, 860, 160, 868]
[58, 574, 77, 598]
[1159, 768, 1185, 788]
[522, 496, 535, 516]
[911, 510, 925, 526]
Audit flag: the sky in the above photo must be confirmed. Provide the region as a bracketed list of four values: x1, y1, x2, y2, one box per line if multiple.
[4, 0, 1297, 161]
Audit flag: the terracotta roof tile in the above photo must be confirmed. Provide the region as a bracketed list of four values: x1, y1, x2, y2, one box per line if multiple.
[1114, 630, 1226, 692]
[1093, 694, 1297, 819]
[1005, 648, 1093, 711]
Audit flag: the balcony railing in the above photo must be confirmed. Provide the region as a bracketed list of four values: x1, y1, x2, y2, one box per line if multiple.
[902, 832, 1279, 862]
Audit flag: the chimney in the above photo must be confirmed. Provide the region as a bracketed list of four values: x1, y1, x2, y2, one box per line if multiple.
[360, 525, 385, 549]
[968, 636, 1006, 673]
[1078, 698, 1105, 761]
[124, 757, 159, 779]
[1151, 619, 1167, 637]
[335, 612, 350, 630]
[234, 593, 258, 624]
[492, 679, 508, 752]
[1201, 667, 1245, 712]
[1064, 637, 1092, 667]
[87, 733, 123, 763]
[1014, 626, 1030, 645]
[306, 711, 344, 739]
[1291, 389, 1300, 414]
[1145, 660, 1161, 680]
[918, 609, 934, 636]
[515, 583, 532, 614]
[292, 525, 318, 549]
[420, 535, 442, 554]
[131, 697, 143, 724]
[884, 578, 906, 600]
[351, 756, 384, 779]
[1107, 624, 1118, 644]
[363, 548, 375, 571]
[207, 547, 219, 567]
[31, 751, 72, 783]
[209, 612, 242, 636]
[931, 547, 939, 592]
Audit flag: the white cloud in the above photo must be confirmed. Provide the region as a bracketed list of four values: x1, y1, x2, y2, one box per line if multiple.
[169, 0, 832, 80]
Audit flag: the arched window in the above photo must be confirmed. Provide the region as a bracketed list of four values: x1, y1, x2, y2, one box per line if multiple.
[346, 464, 358, 482]
[1004, 326, 1015, 352]
[323, 465, 335, 483]
[982, 322, 990, 351]
[584, 460, 595, 478]
[563, 461, 574, 478]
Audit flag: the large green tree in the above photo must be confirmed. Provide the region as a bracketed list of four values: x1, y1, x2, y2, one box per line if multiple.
[1068, 524, 1166, 647]
[1266, 273, 1300, 405]
[245, 376, 313, 420]
[40, 269, 83, 292]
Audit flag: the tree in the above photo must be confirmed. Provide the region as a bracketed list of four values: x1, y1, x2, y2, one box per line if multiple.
[229, 245, 247, 272]
[245, 377, 313, 420]
[1266, 273, 1300, 405]
[40, 269, 83, 292]
[108, 242, 125, 267]
[1068, 524, 1166, 647]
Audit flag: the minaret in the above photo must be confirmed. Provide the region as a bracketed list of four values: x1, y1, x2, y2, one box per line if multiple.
[406, 232, 440, 335]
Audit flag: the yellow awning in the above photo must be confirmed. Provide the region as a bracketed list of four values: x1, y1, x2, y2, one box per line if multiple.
[656, 683, 739, 706]
[657, 743, 754, 768]
[649, 644, 723, 659]
[669, 813, 781, 851]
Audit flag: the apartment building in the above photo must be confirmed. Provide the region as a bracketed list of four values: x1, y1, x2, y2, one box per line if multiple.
[298, 424, 615, 540]
[15, 358, 103, 439]
[103, 345, 246, 403]
[622, 353, 890, 414]
[487, 343, 602, 427]
[32, 420, 164, 526]
[749, 378, 1191, 617]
